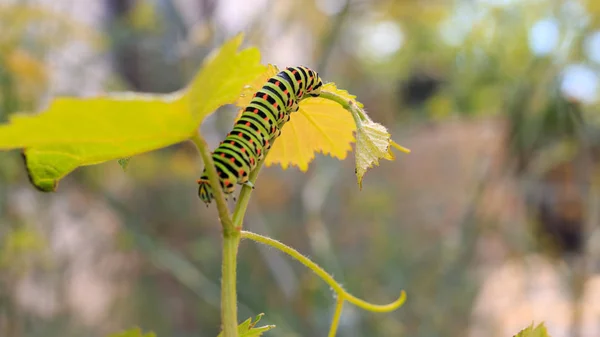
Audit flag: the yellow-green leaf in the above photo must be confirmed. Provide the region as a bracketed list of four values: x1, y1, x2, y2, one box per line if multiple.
[235, 67, 357, 171]
[188, 33, 266, 124]
[106, 327, 155, 337]
[265, 86, 356, 171]
[273, 83, 358, 171]
[0, 34, 264, 191]
[513, 323, 551, 337]
[6, 93, 192, 191]
[217, 313, 275, 337]
[235, 64, 279, 108]
[354, 117, 410, 189]
[235, 65, 408, 185]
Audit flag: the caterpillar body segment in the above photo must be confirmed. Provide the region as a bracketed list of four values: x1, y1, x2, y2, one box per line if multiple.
[197, 66, 323, 204]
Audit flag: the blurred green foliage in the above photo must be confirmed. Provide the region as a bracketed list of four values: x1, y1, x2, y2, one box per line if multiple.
[514, 323, 551, 337]
[2, 0, 600, 337]
[107, 327, 156, 337]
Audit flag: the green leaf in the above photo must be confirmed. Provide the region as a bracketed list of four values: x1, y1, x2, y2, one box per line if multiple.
[0, 34, 265, 191]
[11, 93, 192, 190]
[106, 327, 156, 337]
[513, 323, 551, 337]
[354, 119, 395, 189]
[188, 33, 265, 123]
[264, 82, 356, 171]
[354, 114, 411, 189]
[217, 313, 275, 337]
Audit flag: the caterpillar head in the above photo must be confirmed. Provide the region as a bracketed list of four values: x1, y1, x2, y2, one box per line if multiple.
[197, 178, 214, 205]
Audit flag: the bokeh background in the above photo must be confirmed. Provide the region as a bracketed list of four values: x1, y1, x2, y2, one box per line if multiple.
[2, 0, 600, 336]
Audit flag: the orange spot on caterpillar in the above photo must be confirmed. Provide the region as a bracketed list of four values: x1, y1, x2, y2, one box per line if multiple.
[238, 132, 243, 137]
[273, 102, 278, 108]
[283, 90, 288, 95]
[275, 81, 280, 86]
[230, 141, 235, 145]
[241, 147, 246, 153]
[230, 157, 235, 163]
[246, 122, 251, 126]
[239, 169, 245, 176]
[262, 94, 268, 99]
[253, 108, 258, 113]
[220, 153, 226, 157]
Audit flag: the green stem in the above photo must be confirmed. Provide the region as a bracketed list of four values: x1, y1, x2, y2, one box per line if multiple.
[190, 133, 235, 235]
[320, 90, 411, 155]
[232, 160, 264, 228]
[192, 131, 268, 337]
[240, 230, 406, 312]
[221, 231, 240, 337]
[190, 132, 238, 337]
[328, 298, 345, 337]
[220, 162, 266, 337]
[319, 90, 368, 124]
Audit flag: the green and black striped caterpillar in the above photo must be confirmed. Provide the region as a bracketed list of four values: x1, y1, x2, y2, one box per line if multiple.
[197, 66, 323, 204]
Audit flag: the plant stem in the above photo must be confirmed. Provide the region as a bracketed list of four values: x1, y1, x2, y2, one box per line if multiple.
[320, 90, 411, 155]
[192, 131, 268, 337]
[328, 298, 345, 337]
[220, 161, 265, 337]
[190, 133, 235, 235]
[221, 231, 240, 337]
[319, 90, 368, 124]
[232, 160, 264, 228]
[219, 159, 265, 337]
[190, 132, 238, 337]
[240, 230, 406, 312]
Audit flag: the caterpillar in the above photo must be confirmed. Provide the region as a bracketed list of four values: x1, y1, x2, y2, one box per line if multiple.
[197, 66, 323, 204]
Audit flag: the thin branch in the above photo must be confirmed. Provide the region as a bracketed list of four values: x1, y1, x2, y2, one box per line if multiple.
[232, 160, 264, 228]
[240, 230, 407, 313]
[319, 90, 366, 125]
[190, 132, 238, 337]
[221, 233, 240, 337]
[190, 132, 234, 235]
[328, 298, 345, 337]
